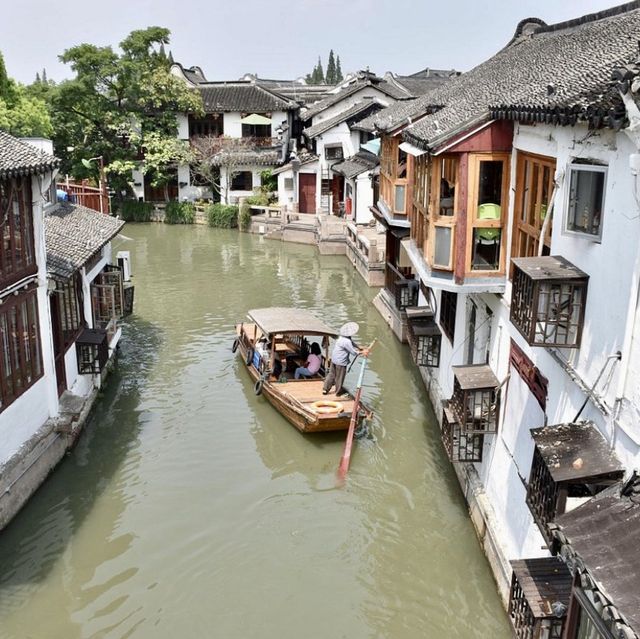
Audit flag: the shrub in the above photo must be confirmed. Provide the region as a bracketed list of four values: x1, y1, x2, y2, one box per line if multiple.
[238, 200, 252, 231]
[245, 192, 271, 206]
[119, 200, 153, 222]
[207, 203, 239, 228]
[165, 201, 195, 224]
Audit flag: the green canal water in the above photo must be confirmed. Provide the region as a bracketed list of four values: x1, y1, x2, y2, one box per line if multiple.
[0, 225, 510, 638]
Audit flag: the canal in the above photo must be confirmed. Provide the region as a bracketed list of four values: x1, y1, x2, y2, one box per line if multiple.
[0, 224, 510, 638]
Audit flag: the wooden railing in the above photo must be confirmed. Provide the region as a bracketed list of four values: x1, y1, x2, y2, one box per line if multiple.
[57, 180, 110, 214]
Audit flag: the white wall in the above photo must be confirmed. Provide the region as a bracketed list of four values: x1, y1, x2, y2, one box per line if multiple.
[311, 88, 393, 123]
[0, 172, 59, 465]
[412, 122, 640, 563]
[353, 173, 374, 224]
[177, 114, 189, 140]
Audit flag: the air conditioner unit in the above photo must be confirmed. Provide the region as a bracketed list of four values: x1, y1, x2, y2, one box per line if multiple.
[117, 251, 132, 282]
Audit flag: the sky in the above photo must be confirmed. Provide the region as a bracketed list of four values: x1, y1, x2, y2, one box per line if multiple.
[0, 0, 629, 84]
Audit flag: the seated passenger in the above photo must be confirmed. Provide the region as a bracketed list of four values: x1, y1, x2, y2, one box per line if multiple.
[294, 342, 322, 379]
[271, 357, 283, 381]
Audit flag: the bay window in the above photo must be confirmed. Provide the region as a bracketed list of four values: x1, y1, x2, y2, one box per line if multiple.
[468, 154, 509, 272]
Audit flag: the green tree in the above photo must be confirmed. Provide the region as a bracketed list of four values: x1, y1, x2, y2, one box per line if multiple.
[312, 56, 325, 84]
[50, 26, 202, 198]
[326, 50, 336, 84]
[0, 51, 52, 137]
[336, 55, 343, 83]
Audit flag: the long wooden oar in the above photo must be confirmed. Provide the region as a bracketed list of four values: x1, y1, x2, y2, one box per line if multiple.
[338, 339, 376, 479]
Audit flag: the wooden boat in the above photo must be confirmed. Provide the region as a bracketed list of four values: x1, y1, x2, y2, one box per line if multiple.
[234, 307, 368, 433]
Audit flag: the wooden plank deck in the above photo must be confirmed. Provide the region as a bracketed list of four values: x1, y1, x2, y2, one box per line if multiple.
[278, 379, 355, 418]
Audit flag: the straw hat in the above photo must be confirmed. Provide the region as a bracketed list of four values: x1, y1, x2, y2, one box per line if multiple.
[339, 322, 359, 337]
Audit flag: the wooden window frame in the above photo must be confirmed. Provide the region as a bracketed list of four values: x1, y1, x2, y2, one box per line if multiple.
[465, 152, 510, 276]
[380, 136, 409, 215]
[439, 290, 457, 343]
[410, 154, 430, 256]
[428, 155, 460, 271]
[0, 287, 43, 412]
[511, 152, 556, 266]
[55, 273, 84, 350]
[0, 176, 37, 290]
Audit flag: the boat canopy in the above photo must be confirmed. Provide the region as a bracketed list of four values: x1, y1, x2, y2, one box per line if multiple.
[247, 307, 338, 337]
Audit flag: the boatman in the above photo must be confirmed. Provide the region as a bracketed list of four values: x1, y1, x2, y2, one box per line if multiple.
[322, 322, 369, 397]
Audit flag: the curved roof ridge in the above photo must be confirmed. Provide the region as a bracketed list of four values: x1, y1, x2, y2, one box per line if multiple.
[537, 0, 640, 35]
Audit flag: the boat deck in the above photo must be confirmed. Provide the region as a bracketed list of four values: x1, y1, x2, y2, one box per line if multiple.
[276, 379, 356, 418]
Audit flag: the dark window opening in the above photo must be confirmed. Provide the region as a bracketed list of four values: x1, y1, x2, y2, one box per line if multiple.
[231, 171, 253, 191]
[440, 290, 457, 342]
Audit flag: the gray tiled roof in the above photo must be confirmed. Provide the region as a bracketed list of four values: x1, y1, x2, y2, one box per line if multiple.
[210, 148, 280, 167]
[332, 150, 379, 179]
[403, 3, 640, 150]
[353, 97, 442, 134]
[45, 202, 125, 279]
[390, 68, 459, 97]
[0, 131, 59, 179]
[253, 79, 335, 106]
[271, 150, 318, 175]
[303, 99, 386, 138]
[554, 475, 640, 636]
[197, 82, 297, 113]
[301, 77, 410, 121]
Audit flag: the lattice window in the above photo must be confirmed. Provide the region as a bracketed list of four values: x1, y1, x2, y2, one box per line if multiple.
[76, 328, 109, 374]
[511, 256, 588, 349]
[450, 365, 500, 434]
[441, 407, 484, 463]
[509, 572, 536, 639]
[0, 288, 42, 410]
[0, 176, 37, 288]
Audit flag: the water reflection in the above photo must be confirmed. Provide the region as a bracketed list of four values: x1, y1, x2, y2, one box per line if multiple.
[0, 225, 510, 638]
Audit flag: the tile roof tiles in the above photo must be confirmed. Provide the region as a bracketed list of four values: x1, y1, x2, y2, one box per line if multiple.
[402, 3, 640, 150]
[197, 82, 296, 113]
[0, 131, 59, 179]
[45, 202, 125, 279]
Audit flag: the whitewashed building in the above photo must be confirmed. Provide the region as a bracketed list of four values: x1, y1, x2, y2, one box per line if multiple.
[139, 65, 300, 205]
[373, 5, 640, 638]
[0, 132, 127, 530]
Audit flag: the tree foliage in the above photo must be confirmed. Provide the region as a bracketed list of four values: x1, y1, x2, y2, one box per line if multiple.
[49, 27, 202, 196]
[305, 51, 344, 85]
[0, 51, 53, 137]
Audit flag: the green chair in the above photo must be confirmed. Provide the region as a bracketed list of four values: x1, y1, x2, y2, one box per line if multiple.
[476, 203, 501, 242]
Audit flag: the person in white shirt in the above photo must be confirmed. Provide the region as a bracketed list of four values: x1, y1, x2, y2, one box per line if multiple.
[322, 322, 369, 396]
[294, 342, 322, 379]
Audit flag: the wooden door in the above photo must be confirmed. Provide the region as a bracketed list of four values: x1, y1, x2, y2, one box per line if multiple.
[331, 175, 344, 213]
[49, 294, 67, 396]
[299, 173, 316, 214]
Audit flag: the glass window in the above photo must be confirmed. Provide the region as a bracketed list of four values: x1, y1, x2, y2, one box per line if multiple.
[477, 160, 504, 209]
[439, 157, 458, 216]
[394, 185, 406, 212]
[433, 226, 453, 268]
[566, 164, 606, 240]
[440, 291, 457, 342]
[469, 155, 508, 273]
